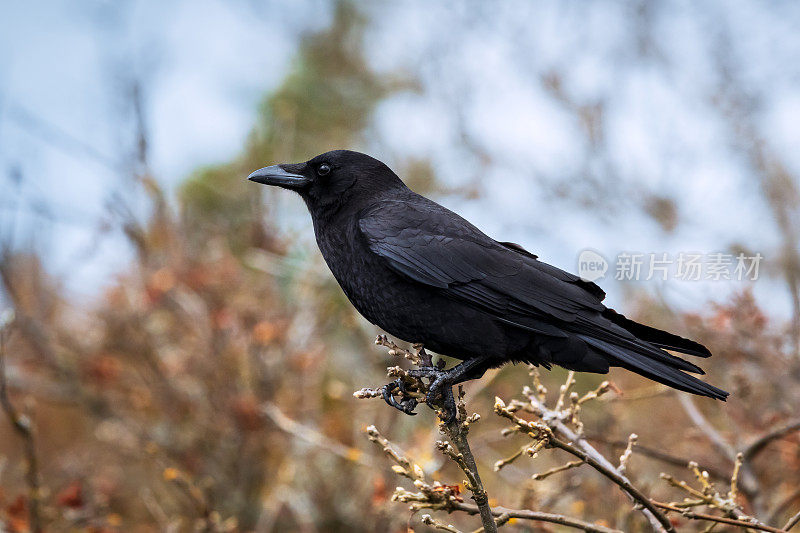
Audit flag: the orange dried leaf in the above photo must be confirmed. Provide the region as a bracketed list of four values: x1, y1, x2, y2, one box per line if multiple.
[163, 467, 180, 481]
[56, 480, 84, 508]
[253, 320, 278, 345]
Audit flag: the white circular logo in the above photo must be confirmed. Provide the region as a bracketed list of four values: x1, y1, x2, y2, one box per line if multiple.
[577, 249, 608, 282]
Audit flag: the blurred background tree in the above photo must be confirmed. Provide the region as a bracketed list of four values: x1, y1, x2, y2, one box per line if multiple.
[1, 1, 799, 531]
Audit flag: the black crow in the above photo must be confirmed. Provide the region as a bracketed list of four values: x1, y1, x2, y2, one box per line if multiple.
[248, 150, 728, 420]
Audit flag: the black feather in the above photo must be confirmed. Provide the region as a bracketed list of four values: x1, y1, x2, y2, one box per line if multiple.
[602, 308, 712, 357]
[249, 149, 729, 402]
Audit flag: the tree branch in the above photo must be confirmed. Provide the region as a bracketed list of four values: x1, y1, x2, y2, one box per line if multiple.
[452, 502, 623, 533]
[436, 388, 497, 533]
[365, 422, 623, 533]
[678, 394, 761, 499]
[494, 396, 675, 533]
[743, 419, 800, 463]
[784, 509, 800, 532]
[586, 435, 737, 487]
[652, 500, 788, 533]
[0, 313, 42, 533]
[261, 401, 376, 467]
[359, 338, 629, 533]
[677, 394, 737, 461]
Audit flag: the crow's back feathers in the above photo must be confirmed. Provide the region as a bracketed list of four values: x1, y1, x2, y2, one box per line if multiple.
[359, 198, 727, 401]
[251, 149, 728, 402]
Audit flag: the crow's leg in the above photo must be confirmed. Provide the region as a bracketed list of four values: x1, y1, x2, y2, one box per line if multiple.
[409, 358, 491, 423]
[381, 379, 418, 415]
[451, 358, 492, 384]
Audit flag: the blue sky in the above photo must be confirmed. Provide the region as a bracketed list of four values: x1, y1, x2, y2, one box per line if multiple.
[0, 0, 329, 295]
[1, 1, 799, 319]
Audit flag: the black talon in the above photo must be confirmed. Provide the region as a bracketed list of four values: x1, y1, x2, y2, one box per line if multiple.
[383, 358, 489, 421]
[381, 380, 401, 409]
[381, 379, 418, 415]
[395, 377, 410, 395]
[399, 396, 418, 414]
[395, 379, 419, 413]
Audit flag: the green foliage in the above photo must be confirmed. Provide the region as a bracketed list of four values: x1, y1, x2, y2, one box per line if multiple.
[178, 0, 409, 253]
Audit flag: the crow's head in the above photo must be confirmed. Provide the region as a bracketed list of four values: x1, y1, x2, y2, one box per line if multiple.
[247, 150, 405, 213]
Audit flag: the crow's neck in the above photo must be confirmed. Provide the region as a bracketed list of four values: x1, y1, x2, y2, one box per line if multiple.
[309, 187, 411, 260]
[306, 184, 411, 227]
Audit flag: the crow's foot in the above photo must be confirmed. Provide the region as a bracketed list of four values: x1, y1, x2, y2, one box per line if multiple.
[381, 378, 418, 415]
[409, 366, 457, 423]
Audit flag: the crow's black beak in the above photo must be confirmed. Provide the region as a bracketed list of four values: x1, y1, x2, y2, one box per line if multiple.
[247, 165, 311, 188]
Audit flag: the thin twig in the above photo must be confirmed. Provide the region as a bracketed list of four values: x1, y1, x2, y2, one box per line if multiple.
[365, 425, 424, 481]
[531, 459, 584, 481]
[262, 401, 376, 467]
[453, 502, 623, 533]
[555, 370, 576, 412]
[511, 395, 675, 532]
[0, 316, 42, 533]
[547, 434, 673, 531]
[743, 419, 800, 463]
[769, 489, 800, 526]
[617, 433, 637, 475]
[730, 452, 743, 501]
[678, 394, 761, 499]
[784, 509, 800, 532]
[587, 435, 736, 486]
[677, 395, 737, 461]
[652, 500, 788, 533]
[421, 513, 463, 533]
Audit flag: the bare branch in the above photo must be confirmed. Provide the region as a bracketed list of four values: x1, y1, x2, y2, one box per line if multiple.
[452, 502, 623, 533]
[729, 452, 743, 501]
[677, 394, 761, 499]
[494, 396, 673, 532]
[652, 500, 788, 533]
[677, 394, 737, 462]
[0, 314, 42, 533]
[658, 460, 780, 530]
[531, 459, 584, 481]
[784, 509, 800, 531]
[617, 433, 638, 475]
[359, 338, 632, 533]
[586, 435, 736, 487]
[422, 513, 464, 533]
[367, 420, 624, 533]
[743, 419, 800, 463]
[262, 401, 376, 467]
[437, 387, 497, 533]
[359, 338, 498, 532]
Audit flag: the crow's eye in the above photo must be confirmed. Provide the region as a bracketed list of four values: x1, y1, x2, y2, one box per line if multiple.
[317, 163, 331, 176]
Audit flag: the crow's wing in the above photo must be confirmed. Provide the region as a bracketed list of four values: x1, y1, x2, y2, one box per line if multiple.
[358, 200, 605, 325]
[358, 199, 712, 378]
[357, 199, 729, 399]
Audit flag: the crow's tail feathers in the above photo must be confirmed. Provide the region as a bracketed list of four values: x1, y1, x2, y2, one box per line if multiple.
[580, 336, 729, 401]
[602, 308, 712, 358]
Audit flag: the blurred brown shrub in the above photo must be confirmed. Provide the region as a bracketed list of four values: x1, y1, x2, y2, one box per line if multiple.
[1, 182, 799, 532]
[1, 2, 798, 531]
